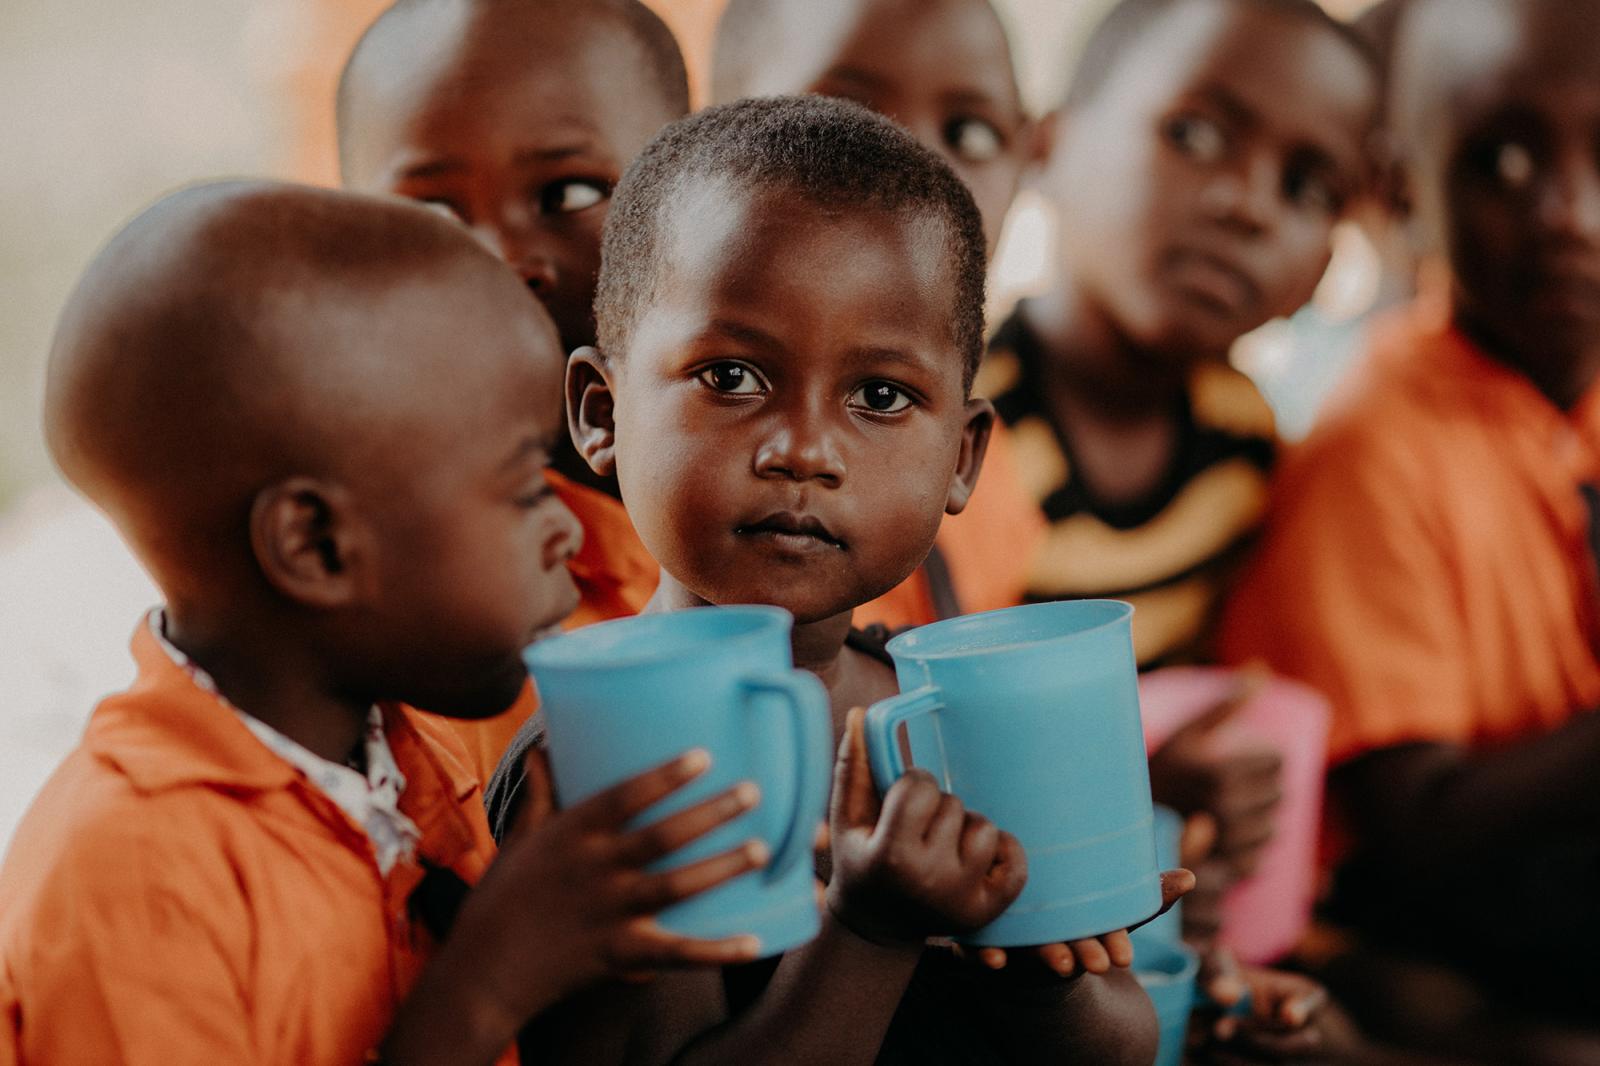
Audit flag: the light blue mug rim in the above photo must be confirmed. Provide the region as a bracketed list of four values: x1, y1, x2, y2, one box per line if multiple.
[885, 599, 1135, 662]
[524, 604, 794, 672]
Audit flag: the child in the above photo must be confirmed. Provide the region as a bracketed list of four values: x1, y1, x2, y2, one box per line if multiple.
[335, 0, 688, 780]
[709, 0, 1049, 630]
[1221, 0, 1600, 1044]
[0, 182, 771, 1064]
[987, 0, 1377, 1053]
[494, 96, 1187, 1065]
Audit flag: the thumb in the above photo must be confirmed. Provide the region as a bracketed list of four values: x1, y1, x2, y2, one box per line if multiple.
[829, 706, 881, 831]
[987, 829, 1029, 908]
[1180, 810, 1220, 866]
[1200, 945, 1247, 1007]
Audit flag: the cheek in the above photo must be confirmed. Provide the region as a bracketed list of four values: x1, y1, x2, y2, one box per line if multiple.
[1262, 223, 1336, 318]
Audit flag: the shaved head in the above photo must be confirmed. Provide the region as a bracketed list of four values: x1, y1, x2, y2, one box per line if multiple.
[337, 0, 687, 179]
[46, 181, 561, 603]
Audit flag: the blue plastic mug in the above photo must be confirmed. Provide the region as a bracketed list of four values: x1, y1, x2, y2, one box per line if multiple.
[1141, 806, 1186, 944]
[1132, 935, 1200, 1066]
[865, 600, 1162, 945]
[525, 605, 832, 956]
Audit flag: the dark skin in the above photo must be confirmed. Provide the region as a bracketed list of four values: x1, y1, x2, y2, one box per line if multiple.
[1334, 0, 1600, 923]
[45, 183, 771, 1066]
[338, 0, 682, 494]
[561, 180, 1190, 1062]
[1024, 0, 1374, 895]
[712, 0, 1043, 258]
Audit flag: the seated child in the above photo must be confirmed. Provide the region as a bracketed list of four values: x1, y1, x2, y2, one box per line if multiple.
[1222, 0, 1600, 1037]
[335, 0, 688, 778]
[0, 182, 770, 1065]
[492, 95, 1188, 1065]
[708, 0, 1050, 630]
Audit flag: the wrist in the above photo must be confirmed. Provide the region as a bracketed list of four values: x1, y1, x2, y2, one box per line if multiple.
[824, 884, 927, 951]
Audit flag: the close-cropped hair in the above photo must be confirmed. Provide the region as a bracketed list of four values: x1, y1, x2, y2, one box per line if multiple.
[335, 0, 690, 162]
[1063, 0, 1380, 108]
[595, 95, 989, 388]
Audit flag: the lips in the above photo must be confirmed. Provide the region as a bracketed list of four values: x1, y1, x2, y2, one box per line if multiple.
[735, 510, 847, 553]
[1163, 247, 1262, 318]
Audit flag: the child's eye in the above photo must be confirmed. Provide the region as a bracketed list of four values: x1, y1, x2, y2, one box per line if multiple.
[542, 179, 609, 214]
[1165, 113, 1228, 164]
[698, 362, 764, 395]
[515, 485, 554, 508]
[946, 117, 1005, 164]
[1494, 141, 1536, 190]
[848, 381, 913, 414]
[1284, 166, 1342, 216]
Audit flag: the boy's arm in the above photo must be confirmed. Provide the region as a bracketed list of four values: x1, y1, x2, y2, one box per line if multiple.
[1333, 711, 1600, 875]
[383, 749, 769, 1066]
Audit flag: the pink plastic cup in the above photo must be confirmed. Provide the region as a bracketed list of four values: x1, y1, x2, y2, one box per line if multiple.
[1139, 667, 1330, 965]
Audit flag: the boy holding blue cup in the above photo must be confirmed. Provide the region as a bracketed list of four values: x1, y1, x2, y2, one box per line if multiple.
[490, 96, 1193, 1063]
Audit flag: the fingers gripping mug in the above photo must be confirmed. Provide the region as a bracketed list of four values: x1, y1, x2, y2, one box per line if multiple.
[525, 605, 833, 956]
[865, 600, 1162, 946]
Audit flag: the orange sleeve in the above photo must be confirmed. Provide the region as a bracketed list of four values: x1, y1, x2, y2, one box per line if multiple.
[13, 813, 260, 1065]
[1218, 425, 1474, 764]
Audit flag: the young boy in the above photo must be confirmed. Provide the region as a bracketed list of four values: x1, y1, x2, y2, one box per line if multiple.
[979, 0, 1377, 1054]
[0, 182, 771, 1065]
[709, 0, 1049, 629]
[1222, 0, 1600, 1041]
[335, 0, 687, 780]
[495, 95, 1185, 1066]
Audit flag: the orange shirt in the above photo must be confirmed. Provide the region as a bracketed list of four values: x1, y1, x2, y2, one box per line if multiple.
[856, 420, 1046, 631]
[0, 620, 508, 1066]
[1219, 307, 1600, 766]
[443, 471, 659, 785]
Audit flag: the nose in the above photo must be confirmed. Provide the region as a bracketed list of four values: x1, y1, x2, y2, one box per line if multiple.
[1203, 150, 1278, 236]
[470, 203, 560, 293]
[542, 496, 584, 570]
[752, 398, 845, 487]
[1538, 153, 1600, 245]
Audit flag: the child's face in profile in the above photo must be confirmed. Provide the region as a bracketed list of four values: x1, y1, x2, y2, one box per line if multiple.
[360, 274, 582, 718]
[1046, 0, 1375, 358]
[343, 24, 678, 354]
[584, 183, 987, 624]
[1428, 14, 1600, 381]
[799, 0, 1032, 257]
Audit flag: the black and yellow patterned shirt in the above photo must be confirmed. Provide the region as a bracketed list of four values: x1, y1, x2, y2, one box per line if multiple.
[976, 309, 1277, 668]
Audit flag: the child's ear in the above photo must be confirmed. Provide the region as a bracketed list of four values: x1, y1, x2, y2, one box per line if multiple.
[945, 397, 995, 516]
[249, 478, 370, 608]
[568, 346, 619, 477]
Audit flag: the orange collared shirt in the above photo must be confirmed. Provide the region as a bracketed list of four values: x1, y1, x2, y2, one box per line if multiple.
[1219, 307, 1600, 766]
[0, 619, 507, 1066]
[443, 471, 660, 786]
[856, 419, 1047, 632]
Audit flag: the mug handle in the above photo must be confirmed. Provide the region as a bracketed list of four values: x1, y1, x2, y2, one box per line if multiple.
[864, 685, 945, 795]
[739, 671, 832, 883]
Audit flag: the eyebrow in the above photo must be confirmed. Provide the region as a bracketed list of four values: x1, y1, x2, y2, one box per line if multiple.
[1192, 83, 1260, 130]
[704, 318, 792, 355]
[397, 157, 466, 181]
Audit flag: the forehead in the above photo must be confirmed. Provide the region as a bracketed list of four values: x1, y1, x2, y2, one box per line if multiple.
[355, 13, 674, 175]
[645, 179, 957, 351]
[825, 0, 1022, 112]
[1086, 0, 1375, 162]
[1410, 2, 1600, 140]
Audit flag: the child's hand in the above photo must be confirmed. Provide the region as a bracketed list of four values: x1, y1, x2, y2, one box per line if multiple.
[825, 707, 1027, 945]
[1194, 949, 1363, 1062]
[1148, 675, 1282, 879]
[455, 746, 771, 1025]
[960, 866, 1197, 977]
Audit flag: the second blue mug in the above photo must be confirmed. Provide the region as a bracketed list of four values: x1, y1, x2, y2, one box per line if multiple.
[865, 599, 1162, 945]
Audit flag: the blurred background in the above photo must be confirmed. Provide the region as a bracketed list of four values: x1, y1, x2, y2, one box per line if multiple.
[0, 0, 1380, 847]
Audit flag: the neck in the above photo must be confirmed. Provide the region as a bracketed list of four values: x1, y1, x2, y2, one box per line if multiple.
[1457, 314, 1600, 412]
[162, 604, 370, 764]
[1023, 282, 1188, 420]
[645, 573, 856, 687]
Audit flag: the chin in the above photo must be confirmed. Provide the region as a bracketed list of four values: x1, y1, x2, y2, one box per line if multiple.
[417, 661, 530, 721]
